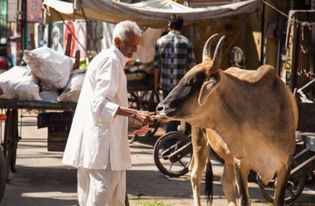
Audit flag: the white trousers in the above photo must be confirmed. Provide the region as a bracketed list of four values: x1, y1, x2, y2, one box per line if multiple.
[77, 167, 126, 206]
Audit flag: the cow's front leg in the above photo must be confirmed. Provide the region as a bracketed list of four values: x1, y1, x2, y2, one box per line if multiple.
[190, 127, 209, 206]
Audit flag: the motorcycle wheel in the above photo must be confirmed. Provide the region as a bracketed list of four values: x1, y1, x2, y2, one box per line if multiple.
[153, 131, 192, 178]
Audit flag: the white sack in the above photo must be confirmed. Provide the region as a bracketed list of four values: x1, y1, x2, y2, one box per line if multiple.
[0, 66, 41, 101]
[23, 46, 73, 89]
[57, 69, 85, 102]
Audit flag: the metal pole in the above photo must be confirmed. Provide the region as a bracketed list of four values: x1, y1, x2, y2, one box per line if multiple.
[260, 1, 265, 65]
[0, 0, 8, 38]
[20, 0, 26, 52]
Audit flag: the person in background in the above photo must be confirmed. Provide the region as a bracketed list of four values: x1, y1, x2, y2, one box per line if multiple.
[62, 20, 152, 206]
[154, 14, 196, 133]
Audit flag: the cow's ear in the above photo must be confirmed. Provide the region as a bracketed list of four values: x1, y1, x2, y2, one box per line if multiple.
[198, 72, 219, 106]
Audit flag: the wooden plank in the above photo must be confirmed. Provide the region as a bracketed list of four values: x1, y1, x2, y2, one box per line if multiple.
[47, 126, 70, 152]
[37, 112, 73, 128]
[0, 99, 76, 110]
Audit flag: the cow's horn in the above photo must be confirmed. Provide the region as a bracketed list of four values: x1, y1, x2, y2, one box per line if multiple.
[202, 33, 219, 61]
[212, 35, 225, 69]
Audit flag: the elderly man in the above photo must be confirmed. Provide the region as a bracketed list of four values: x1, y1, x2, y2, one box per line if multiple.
[62, 20, 151, 206]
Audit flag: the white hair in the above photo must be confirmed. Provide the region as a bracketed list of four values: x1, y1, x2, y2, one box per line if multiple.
[112, 20, 142, 43]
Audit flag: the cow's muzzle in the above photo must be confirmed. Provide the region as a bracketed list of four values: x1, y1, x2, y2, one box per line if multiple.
[156, 103, 177, 117]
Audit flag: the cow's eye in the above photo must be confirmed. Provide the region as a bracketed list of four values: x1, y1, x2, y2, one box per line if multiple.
[185, 77, 195, 86]
[208, 73, 218, 83]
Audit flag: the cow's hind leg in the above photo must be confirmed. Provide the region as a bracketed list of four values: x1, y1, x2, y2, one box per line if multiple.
[190, 127, 209, 206]
[206, 130, 237, 206]
[273, 164, 290, 206]
[234, 160, 251, 206]
[221, 160, 237, 206]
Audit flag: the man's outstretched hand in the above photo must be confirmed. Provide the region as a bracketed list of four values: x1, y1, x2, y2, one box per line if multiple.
[116, 106, 155, 127]
[133, 110, 154, 126]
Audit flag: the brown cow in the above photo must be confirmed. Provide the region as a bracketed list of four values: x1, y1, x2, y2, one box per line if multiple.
[156, 34, 298, 206]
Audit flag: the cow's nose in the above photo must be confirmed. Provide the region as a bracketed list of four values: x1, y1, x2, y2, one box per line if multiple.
[156, 103, 165, 114]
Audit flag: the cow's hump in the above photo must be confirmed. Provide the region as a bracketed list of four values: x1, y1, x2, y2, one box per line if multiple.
[225, 65, 276, 84]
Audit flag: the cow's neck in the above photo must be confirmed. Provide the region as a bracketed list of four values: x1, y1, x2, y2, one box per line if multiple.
[198, 72, 257, 154]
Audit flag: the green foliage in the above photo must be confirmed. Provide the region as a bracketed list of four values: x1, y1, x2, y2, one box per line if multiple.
[135, 200, 173, 206]
[79, 59, 88, 70]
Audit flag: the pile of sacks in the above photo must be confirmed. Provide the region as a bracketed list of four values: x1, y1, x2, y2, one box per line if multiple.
[0, 47, 85, 102]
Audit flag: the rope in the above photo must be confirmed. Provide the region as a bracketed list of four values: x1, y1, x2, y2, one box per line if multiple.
[264, 0, 315, 86]
[262, 0, 288, 18]
[262, 0, 312, 28]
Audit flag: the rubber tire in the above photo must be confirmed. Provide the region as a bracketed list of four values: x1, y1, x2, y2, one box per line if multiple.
[153, 131, 192, 178]
[0, 145, 7, 203]
[256, 173, 306, 204]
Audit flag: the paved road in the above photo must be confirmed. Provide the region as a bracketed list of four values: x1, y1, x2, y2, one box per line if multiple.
[1, 124, 314, 206]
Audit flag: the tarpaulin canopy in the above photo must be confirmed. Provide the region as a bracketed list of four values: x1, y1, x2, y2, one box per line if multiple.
[43, 0, 261, 27]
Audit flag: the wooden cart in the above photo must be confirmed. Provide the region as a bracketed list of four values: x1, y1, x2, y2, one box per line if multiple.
[0, 99, 76, 202]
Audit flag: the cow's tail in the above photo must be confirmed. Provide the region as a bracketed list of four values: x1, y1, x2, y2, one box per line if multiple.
[205, 158, 213, 205]
[234, 162, 249, 206]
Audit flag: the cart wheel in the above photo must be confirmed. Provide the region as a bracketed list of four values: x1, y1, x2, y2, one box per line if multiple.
[0, 145, 7, 203]
[256, 172, 306, 204]
[153, 131, 192, 178]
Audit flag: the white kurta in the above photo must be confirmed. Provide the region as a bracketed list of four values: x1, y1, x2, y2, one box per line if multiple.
[62, 46, 131, 170]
